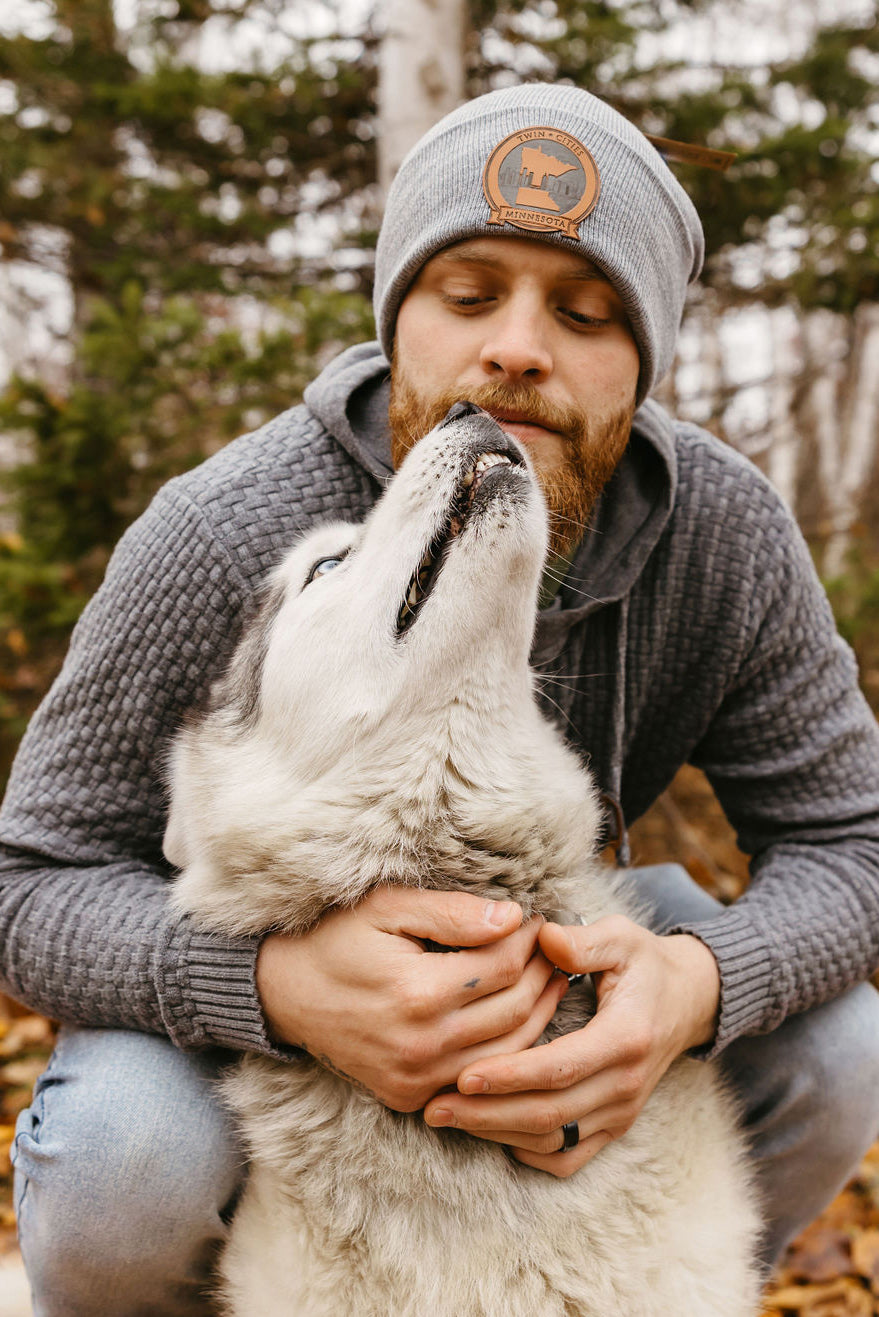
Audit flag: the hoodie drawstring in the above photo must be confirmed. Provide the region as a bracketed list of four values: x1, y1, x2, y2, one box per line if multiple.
[608, 594, 631, 868]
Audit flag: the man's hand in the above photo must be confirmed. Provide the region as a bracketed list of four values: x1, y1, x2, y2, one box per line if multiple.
[423, 916, 720, 1176]
[255, 887, 569, 1112]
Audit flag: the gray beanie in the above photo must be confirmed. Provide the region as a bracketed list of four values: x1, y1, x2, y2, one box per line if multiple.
[373, 83, 705, 404]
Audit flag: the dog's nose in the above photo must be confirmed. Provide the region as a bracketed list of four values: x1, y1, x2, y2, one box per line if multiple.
[440, 400, 483, 427]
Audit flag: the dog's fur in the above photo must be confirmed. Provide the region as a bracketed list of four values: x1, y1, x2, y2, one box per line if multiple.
[165, 409, 761, 1316]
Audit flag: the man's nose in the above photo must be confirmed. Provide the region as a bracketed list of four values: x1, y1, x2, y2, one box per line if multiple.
[478, 303, 553, 383]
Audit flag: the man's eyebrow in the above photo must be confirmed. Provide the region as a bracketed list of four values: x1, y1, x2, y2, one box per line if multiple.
[431, 246, 612, 283]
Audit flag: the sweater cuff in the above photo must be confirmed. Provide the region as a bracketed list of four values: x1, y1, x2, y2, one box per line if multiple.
[157, 919, 294, 1058]
[665, 906, 778, 1059]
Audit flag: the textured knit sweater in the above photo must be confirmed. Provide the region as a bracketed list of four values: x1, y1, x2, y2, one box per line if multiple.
[1, 342, 878, 1060]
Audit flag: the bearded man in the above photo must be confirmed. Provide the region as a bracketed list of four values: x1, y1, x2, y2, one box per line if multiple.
[3, 84, 879, 1316]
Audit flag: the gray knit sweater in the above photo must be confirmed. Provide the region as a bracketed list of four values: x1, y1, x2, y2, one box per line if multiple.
[1, 343, 878, 1059]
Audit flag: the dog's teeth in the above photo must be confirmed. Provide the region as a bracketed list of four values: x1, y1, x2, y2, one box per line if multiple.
[399, 450, 517, 634]
[475, 451, 511, 475]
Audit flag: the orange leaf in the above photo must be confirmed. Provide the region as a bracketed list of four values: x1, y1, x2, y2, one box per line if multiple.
[0, 1125, 14, 1167]
[766, 1278, 872, 1315]
[0, 1015, 54, 1058]
[4, 630, 27, 659]
[851, 1229, 879, 1290]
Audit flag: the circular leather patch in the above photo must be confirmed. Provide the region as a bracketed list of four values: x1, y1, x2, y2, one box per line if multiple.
[482, 127, 601, 239]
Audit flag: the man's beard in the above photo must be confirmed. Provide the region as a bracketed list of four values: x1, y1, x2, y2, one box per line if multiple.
[388, 373, 634, 559]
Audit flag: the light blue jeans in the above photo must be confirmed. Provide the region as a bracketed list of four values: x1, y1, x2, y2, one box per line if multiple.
[12, 864, 879, 1316]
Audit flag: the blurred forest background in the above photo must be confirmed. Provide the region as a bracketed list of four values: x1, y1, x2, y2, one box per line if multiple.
[0, 0, 878, 1312]
[0, 0, 878, 782]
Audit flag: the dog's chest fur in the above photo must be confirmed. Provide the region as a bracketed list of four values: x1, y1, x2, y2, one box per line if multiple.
[166, 419, 760, 1315]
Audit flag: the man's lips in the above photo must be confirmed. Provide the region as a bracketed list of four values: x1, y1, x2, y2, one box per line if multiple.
[492, 413, 561, 434]
[491, 414, 562, 443]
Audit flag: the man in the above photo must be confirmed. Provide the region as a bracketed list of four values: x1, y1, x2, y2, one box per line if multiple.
[3, 83, 879, 1315]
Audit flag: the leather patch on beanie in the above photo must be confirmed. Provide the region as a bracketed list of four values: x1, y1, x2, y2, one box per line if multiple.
[482, 127, 601, 239]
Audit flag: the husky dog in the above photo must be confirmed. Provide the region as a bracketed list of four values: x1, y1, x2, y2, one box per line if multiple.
[165, 404, 760, 1316]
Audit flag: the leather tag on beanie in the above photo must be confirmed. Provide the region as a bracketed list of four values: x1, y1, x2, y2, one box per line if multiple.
[645, 134, 737, 172]
[482, 127, 601, 239]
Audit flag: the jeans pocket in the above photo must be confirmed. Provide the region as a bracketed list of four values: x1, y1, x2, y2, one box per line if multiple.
[11, 1045, 58, 1218]
[11, 1113, 31, 1218]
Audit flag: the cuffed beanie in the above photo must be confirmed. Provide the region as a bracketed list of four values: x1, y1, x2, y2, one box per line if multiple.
[374, 83, 705, 403]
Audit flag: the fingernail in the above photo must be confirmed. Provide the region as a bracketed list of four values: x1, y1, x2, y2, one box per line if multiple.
[485, 901, 513, 926]
[426, 1107, 453, 1126]
[460, 1075, 489, 1094]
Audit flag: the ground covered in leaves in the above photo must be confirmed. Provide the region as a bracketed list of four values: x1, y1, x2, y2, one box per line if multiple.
[0, 1005, 53, 1253]
[1, 766, 878, 1315]
[762, 1160, 879, 1314]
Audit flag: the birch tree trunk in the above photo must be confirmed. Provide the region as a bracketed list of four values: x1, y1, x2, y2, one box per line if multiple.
[377, 0, 467, 197]
[820, 304, 879, 578]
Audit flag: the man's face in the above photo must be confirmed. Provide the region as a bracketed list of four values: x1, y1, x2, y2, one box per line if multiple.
[389, 235, 640, 558]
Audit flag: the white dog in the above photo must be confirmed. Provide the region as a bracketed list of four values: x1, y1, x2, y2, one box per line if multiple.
[165, 404, 761, 1316]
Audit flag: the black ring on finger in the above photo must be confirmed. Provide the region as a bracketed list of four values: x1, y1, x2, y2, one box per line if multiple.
[560, 1120, 580, 1152]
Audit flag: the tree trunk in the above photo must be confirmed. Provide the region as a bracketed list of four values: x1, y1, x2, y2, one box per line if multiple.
[377, 0, 467, 197]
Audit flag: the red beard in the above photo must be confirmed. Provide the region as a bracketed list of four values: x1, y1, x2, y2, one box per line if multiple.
[388, 373, 634, 559]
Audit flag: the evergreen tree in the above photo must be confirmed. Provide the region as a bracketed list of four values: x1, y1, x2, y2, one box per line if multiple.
[468, 0, 879, 310]
[0, 0, 377, 770]
[1, 0, 878, 773]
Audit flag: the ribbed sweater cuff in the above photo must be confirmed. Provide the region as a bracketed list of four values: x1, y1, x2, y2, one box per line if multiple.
[184, 931, 273, 1051]
[159, 921, 292, 1058]
[665, 907, 777, 1060]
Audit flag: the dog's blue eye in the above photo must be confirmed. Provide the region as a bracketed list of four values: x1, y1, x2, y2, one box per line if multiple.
[305, 556, 345, 585]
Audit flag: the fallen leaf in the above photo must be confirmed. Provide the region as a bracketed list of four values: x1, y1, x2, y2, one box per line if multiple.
[852, 1229, 879, 1290]
[783, 1223, 852, 1282]
[822, 1189, 873, 1232]
[0, 1058, 45, 1088]
[0, 1016, 54, 1058]
[766, 1278, 873, 1315]
[0, 1126, 14, 1167]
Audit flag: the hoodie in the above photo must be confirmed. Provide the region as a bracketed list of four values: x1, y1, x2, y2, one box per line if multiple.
[1, 342, 878, 1059]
